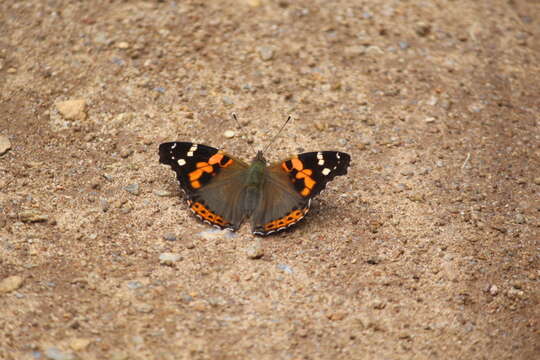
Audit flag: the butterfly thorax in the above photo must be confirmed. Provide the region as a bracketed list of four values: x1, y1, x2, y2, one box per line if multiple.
[245, 152, 267, 188]
[242, 153, 267, 213]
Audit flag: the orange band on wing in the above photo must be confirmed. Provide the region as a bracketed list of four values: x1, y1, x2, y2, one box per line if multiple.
[208, 153, 234, 168]
[291, 158, 303, 170]
[263, 208, 309, 231]
[296, 169, 316, 196]
[190, 201, 229, 227]
[188, 162, 216, 187]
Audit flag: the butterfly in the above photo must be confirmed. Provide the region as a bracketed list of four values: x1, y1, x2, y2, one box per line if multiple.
[158, 117, 351, 236]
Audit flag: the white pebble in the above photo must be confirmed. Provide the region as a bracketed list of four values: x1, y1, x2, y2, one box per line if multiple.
[224, 130, 235, 139]
[159, 252, 183, 265]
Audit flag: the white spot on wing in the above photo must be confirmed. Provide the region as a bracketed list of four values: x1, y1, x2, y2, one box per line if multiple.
[336, 153, 341, 159]
[322, 168, 331, 176]
[171, 143, 177, 149]
[317, 152, 325, 166]
[187, 144, 198, 157]
[177, 158, 186, 166]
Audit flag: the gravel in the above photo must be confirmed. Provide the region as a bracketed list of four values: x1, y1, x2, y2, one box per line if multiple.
[124, 183, 140, 195]
[44, 347, 75, 360]
[163, 233, 177, 241]
[0, 275, 24, 293]
[246, 240, 264, 259]
[159, 252, 183, 265]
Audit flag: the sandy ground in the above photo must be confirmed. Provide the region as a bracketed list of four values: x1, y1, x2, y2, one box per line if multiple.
[0, 0, 539, 359]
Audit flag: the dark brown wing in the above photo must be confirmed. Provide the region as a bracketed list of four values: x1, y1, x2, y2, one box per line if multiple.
[251, 151, 351, 236]
[159, 142, 250, 230]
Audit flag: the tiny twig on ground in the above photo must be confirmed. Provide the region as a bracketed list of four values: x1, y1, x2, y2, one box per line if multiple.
[462, 152, 471, 169]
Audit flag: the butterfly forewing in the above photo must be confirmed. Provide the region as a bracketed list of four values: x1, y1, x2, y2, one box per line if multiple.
[159, 142, 250, 230]
[251, 151, 351, 235]
[280, 151, 351, 198]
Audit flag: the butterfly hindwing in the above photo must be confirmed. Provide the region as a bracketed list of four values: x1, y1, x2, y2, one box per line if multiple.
[251, 168, 310, 235]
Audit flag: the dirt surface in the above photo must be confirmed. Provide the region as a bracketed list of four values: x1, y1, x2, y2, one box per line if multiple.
[1, 0, 539, 359]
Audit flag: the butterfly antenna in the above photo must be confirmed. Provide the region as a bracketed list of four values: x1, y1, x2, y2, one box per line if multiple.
[231, 113, 256, 154]
[262, 115, 292, 154]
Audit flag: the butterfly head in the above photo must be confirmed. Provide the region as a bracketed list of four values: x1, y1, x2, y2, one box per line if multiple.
[254, 150, 267, 164]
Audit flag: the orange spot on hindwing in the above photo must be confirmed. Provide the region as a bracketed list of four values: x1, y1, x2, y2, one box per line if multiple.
[189, 201, 229, 227]
[263, 208, 309, 231]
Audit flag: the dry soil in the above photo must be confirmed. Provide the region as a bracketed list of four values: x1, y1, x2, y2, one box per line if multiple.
[0, 1, 539, 359]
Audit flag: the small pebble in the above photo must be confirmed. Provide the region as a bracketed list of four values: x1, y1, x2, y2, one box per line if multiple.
[116, 41, 130, 49]
[56, 99, 87, 121]
[124, 183, 139, 195]
[153, 190, 171, 197]
[100, 199, 110, 212]
[400, 169, 414, 176]
[257, 46, 274, 61]
[247, 0, 261, 7]
[198, 229, 235, 240]
[0, 275, 24, 293]
[222, 96, 234, 105]
[159, 252, 183, 265]
[44, 347, 75, 360]
[489, 284, 499, 296]
[163, 233, 177, 242]
[277, 264, 293, 274]
[399, 41, 410, 49]
[120, 149, 133, 158]
[0, 135, 11, 155]
[534, 177, 540, 185]
[468, 102, 485, 113]
[327, 311, 348, 321]
[436, 160, 444, 167]
[246, 240, 264, 259]
[415, 22, 431, 37]
[134, 303, 154, 313]
[224, 130, 235, 139]
[371, 298, 387, 309]
[418, 168, 431, 175]
[127, 281, 143, 289]
[69, 338, 91, 351]
[408, 193, 425, 202]
[344, 45, 366, 57]
[19, 210, 48, 223]
[515, 214, 526, 224]
[190, 300, 209, 312]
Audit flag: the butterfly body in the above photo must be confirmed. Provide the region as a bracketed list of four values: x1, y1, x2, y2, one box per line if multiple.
[159, 142, 350, 236]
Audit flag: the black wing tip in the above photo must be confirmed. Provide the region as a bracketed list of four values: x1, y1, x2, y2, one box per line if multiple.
[158, 143, 174, 165]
